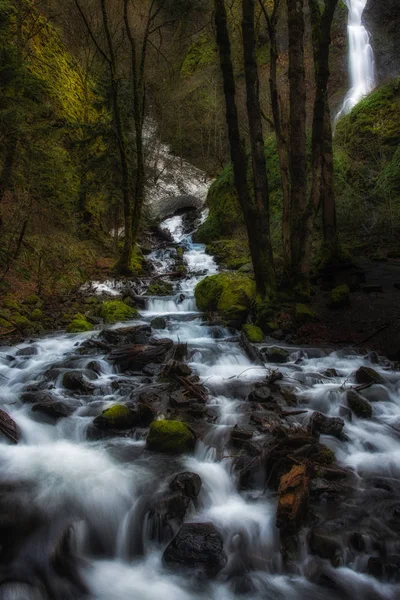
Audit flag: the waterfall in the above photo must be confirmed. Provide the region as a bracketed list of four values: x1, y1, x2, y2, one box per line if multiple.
[336, 0, 376, 120]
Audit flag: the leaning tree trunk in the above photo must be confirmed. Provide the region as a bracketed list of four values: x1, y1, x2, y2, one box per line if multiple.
[287, 0, 308, 289]
[214, 0, 274, 297]
[242, 0, 276, 295]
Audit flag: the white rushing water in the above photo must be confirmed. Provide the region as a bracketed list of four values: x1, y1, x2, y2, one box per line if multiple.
[1, 213, 400, 598]
[336, 0, 376, 119]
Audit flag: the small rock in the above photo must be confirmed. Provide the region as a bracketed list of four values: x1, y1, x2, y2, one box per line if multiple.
[230, 427, 253, 447]
[247, 385, 273, 403]
[169, 391, 191, 408]
[142, 363, 163, 377]
[347, 390, 373, 419]
[163, 522, 225, 576]
[15, 346, 38, 357]
[146, 420, 195, 454]
[308, 528, 343, 561]
[32, 401, 74, 420]
[151, 317, 167, 330]
[93, 404, 135, 430]
[62, 371, 96, 394]
[324, 368, 339, 378]
[163, 360, 192, 378]
[309, 412, 345, 439]
[169, 472, 202, 498]
[355, 366, 385, 385]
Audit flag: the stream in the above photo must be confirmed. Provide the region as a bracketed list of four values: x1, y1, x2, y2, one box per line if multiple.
[1, 213, 400, 599]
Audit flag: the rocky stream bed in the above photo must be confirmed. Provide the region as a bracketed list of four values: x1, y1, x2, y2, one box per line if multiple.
[1, 214, 400, 599]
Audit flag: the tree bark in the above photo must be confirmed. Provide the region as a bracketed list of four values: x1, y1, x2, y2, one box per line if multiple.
[214, 0, 274, 297]
[287, 0, 308, 288]
[242, 0, 275, 294]
[259, 0, 291, 273]
[308, 0, 339, 255]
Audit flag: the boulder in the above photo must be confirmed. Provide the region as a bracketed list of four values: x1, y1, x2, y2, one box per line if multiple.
[247, 385, 273, 404]
[355, 366, 385, 385]
[262, 346, 290, 363]
[309, 412, 345, 439]
[62, 371, 96, 394]
[151, 317, 167, 330]
[93, 404, 135, 430]
[347, 390, 373, 419]
[146, 420, 195, 454]
[169, 472, 202, 498]
[16, 346, 39, 357]
[194, 272, 256, 328]
[163, 522, 225, 576]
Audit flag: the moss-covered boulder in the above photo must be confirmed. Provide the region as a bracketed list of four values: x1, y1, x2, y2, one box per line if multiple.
[206, 239, 250, 270]
[242, 324, 264, 343]
[347, 390, 373, 419]
[146, 281, 174, 296]
[146, 420, 195, 454]
[194, 272, 256, 327]
[100, 301, 138, 324]
[94, 404, 135, 430]
[67, 314, 93, 333]
[330, 284, 350, 308]
[295, 303, 318, 324]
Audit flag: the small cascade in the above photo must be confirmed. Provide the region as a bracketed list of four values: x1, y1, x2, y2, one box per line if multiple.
[336, 0, 376, 120]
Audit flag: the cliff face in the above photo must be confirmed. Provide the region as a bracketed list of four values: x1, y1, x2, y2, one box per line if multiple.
[363, 0, 400, 83]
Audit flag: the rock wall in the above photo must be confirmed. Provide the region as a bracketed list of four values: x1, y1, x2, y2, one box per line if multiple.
[363, 0, 400, 82]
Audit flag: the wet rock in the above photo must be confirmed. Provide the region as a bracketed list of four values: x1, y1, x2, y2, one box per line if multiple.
[148, 492, 191, 540]
[230, 426, 253, 447]
[0, 409, 19, 444]
[151, 317, 167, 330]
[169, 472, 202, 498]
[32, 401, 74, 420]
[308, 528, 343, 561]
[276, 464, 311, 535]
[163, 522, 225, 576]
[262, 346, 290, 363]
[162, 360, 192, 378]
[309, 412, 345, 439]
[142, 363, 163, 377]
[99, 325, 152, 346]
[169, 391, 191, 408]
[189, 403, 208, 418]
[15, 346, 38, 357]
[280, 387, 298, 406]
[93, 404, 133, 432]
[271, 329, 285, 341]
[86, 360, 103, 376]
[368, 555, 400, 581]
[247, 385, 273, 403]
[146, 420, 196, 454]
[324, 368, 339, 378]
[347, 390, 373, 419]
[20, 391, 54, 405]
[109, 339, 173, 371]
[355, 366, 385, 385]
[62, 371, 96, 394]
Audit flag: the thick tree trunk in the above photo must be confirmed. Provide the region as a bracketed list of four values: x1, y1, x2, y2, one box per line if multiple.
[308, 0, 339, 257]
[0, 134, 18, 206]
[287, 0, 308, 288]
[259, 0, 291, 273]
[214, 0, 274, 297]
[100, 0, 133, 275]
[242, 0, 275, 294]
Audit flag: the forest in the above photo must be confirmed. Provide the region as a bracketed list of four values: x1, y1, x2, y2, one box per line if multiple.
[0, 0, 400, 599]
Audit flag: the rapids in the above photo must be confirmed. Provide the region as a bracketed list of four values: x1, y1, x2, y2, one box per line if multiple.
[0, 213, 400, 599]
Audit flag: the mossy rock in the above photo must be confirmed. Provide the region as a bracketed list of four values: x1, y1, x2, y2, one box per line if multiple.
[194, 272, 256, 327]
[23, 294, 42, 307]
[100, 301, 138, 324]
[312, 444, 336, 465]
[206, 239, 250, 270]
[94, 404, 134, 430]
[347, 390, 373, 419]
[30, 309, 43, 322]
[330, 284, 350, 308]
[265, 321, 279, 333]
[146, 420, 196, 454]
[146, 281, 174, 296]
[263, 346, 290, 363]
[67, 314, 93, 333]
[242, 324, 264, 343]
[295, 304, 318, 324]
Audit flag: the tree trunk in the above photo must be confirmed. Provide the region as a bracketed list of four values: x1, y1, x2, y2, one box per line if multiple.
[308, 0, 339, 258]
[100, 0, 133, 275]
[0, 135, 18, 205]
[259, 0, 291, 273]
[214, 0, 274, 297]
[242, 0, 275, 294]
[287, 0, 308, 288]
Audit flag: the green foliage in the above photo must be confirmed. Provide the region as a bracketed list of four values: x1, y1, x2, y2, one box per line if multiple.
[295, 303, 318, 324]
[242, 324, 264, 343]
[100, 300, 138, 324]
[146, 281, 173, 296]
[181, 34, 215, 77]
[330, 284, 350, 308]
[67, 313, 93, 333]
[146, 419, 195, 454]
[206, 239, 250, 270]
[195, 272, 256, 327]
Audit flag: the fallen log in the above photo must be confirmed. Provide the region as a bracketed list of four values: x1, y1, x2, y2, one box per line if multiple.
[0, 408, 19, 444]
[177, 376, 208, 403]
[109, 339, 173, 371]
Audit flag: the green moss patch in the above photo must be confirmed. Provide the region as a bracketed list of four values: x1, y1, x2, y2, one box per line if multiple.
[146, 420, 195, 454]
[330, 284, 350, 308]
[67, 313, 93, 333]
[242, 324, 264, 343]
[100, 301, 138, 324]
[206, 239, 251, 270]
[146, 281, 173, 296]
[295, 304, 318, 324]
[195, 272, 256, 327]
[94, 404, 134, 430]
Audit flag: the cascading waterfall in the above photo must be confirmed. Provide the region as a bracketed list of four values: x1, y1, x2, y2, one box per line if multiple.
[336, 0, 376, 120]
